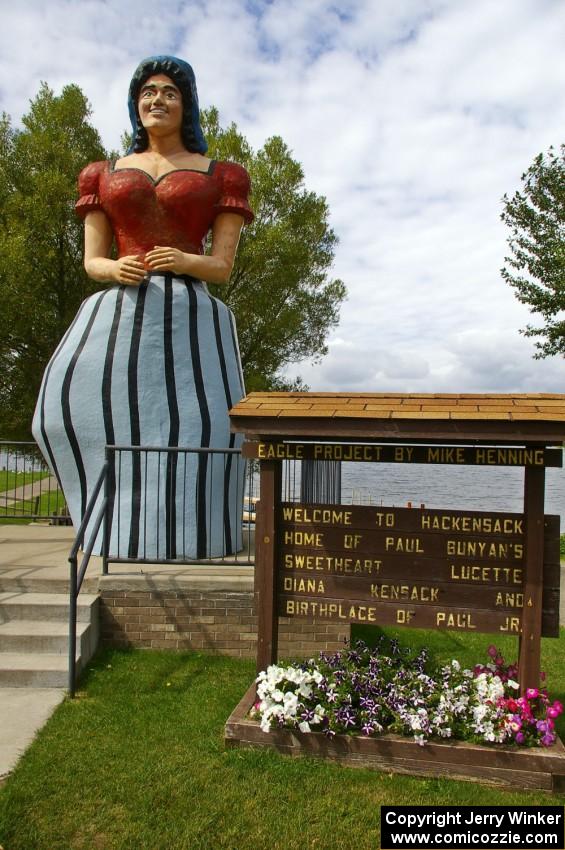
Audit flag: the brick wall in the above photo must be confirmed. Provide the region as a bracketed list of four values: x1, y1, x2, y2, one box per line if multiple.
[99, 572, 349, 659]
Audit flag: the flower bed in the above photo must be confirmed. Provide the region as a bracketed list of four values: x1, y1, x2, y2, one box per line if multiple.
[251, 639, 563, 749]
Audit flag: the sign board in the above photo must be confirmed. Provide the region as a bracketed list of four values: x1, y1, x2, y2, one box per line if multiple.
[278, 503, 560, 637]
[231, 393, 565, 693]
[243, 441, 562, 467]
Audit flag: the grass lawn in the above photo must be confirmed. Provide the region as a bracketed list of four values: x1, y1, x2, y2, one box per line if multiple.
[1, 629, 564, 850]
[0, 495, 66, 523]
[0, 470, 49, 495]
[0, 476, 65, 524]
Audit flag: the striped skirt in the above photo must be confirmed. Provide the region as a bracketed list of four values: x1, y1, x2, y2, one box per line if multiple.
[32, 274, 246, 559]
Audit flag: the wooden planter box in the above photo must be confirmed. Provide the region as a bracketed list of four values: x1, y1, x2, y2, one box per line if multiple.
[225, 683, 565, 792]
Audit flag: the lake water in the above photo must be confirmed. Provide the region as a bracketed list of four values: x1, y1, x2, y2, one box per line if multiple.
[340, 462, 564, 523]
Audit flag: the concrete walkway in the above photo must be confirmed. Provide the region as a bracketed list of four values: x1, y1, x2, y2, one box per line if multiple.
[0, 688, 65, 783]
[1, 475, 60, 507]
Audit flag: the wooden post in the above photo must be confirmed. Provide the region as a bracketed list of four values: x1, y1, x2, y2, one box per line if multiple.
[255, 459, 282, 674]
[518, 462, 545, 692]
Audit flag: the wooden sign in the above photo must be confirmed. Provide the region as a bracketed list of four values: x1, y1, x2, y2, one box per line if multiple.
[231, 393, 565, 718]
[278, 504, 560, 638]
[243, 441, 563, 467]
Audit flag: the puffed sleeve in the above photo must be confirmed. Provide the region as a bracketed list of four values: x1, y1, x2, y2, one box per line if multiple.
[214, 162, 254, 224]
[75, 161, 107, 219]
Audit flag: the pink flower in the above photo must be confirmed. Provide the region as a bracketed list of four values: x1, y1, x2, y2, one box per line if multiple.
[487, 645, 498, 659]
[526, 688, 539, 700]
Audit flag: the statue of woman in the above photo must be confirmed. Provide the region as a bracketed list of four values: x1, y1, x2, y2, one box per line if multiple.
[32, 56, 253, 560]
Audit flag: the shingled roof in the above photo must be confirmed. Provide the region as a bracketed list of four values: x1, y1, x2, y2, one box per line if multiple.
[230, 393, 565, 443]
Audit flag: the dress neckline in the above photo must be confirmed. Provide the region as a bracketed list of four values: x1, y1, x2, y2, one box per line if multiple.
[109, 159, 217, 186]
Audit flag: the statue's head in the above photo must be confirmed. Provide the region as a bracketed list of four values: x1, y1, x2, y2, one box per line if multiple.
[127, 55, 208, 154]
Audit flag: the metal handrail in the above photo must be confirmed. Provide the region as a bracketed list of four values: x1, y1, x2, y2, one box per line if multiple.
[66, 443, 257, 695]
[107, 443, 243, 454]
[68, 461, 108, 697]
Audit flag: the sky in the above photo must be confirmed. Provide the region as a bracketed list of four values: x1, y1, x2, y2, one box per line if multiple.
[3, 0, 564, 393]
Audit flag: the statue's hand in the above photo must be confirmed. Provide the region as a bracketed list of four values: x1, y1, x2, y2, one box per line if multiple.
[145, 246, 187, 275]
[114, 255, 146, 285]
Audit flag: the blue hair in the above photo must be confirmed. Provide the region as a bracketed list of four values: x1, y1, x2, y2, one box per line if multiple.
[127, 55, 208, 154]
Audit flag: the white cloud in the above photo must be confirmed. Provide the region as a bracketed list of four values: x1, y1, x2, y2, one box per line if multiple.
[2, 0, 563, 393]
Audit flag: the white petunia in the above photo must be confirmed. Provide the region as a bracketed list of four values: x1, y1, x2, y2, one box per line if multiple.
[283, 691, 299, 712]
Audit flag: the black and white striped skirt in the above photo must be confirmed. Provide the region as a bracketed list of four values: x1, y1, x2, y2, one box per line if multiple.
[32, 274, 246, 559]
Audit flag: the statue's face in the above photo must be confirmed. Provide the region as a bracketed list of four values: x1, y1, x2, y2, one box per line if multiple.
[138, 73, 183, 135]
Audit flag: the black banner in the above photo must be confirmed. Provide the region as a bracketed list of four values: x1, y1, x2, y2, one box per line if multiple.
[243, 441, 563, 467]
[381, 806, 564, 849]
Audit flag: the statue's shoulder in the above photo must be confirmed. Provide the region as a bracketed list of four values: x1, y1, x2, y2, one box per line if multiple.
[77, 160, 109, 193]
[214, 160, 251, 193]
[76, 161, 109, 219]
[213, 161, 253, 223]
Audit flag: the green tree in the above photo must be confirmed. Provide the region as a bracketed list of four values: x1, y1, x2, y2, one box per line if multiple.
[501, 144, 565, 357]
[201, 107, 346, 391]
[0, 83, 107, 439]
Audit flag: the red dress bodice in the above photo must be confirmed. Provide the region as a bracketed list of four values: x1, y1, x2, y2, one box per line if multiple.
[75, 160, 253, 257]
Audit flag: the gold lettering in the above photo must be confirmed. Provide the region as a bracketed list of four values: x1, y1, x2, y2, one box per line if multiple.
[282, 506, 352, 525]
[473, 448, 545, 466]
[283, 577, 326, 594]
[446, 540, 522, 560]
[499, 616, 521, 633]
[257, 442, 304, 459]
[375, 512, 395, 527]
[450, 564, 523, 585]
[283, 554, 381, 575]
[422, 513, 523, 535]
[495, 592, 523, 608]
[385, 536, 424, 553]
[344, 533, 362, 549]
[284, 531, 324, 547]
[396, 609, 414, 624]
[370, 584, 439, 603]
[425, 447, 466, 464]
[437, 611, 476, 630]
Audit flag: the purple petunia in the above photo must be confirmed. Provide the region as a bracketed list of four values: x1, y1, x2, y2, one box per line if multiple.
[253, 640, 560, 750]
